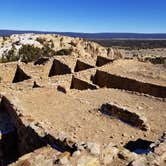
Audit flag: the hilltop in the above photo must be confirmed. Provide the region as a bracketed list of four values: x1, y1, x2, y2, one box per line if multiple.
[0, 33, 122, 63]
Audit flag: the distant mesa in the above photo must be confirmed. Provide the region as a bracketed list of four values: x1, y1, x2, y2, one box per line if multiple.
[1, 30, 166, 39]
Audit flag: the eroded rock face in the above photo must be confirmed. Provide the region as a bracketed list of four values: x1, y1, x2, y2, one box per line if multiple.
[0, 34, 121, 62]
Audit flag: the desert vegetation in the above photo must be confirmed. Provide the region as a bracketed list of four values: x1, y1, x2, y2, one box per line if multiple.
[0, 45, 18, 63]
[0, 39, 73, 63]
[1, 34, 110, 64]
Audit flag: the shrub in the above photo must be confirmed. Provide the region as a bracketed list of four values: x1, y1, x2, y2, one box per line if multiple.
[37, 38, 54, 48]
[19, 45, 42, 63]
[0, 46, 19, 63]
[19, 45, 57, 63]
[42, 46, 57, 57]
[0, 43, 71, 64]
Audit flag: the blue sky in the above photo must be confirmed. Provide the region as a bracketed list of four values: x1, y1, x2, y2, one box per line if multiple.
[0, 0, 165, 33]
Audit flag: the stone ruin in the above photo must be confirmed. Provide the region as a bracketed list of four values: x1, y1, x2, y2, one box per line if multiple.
[0, 53, 165, 166]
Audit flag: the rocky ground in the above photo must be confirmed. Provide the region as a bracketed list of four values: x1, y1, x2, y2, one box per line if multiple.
[0, 34, 165, 166]
[120, 48, 166, 65]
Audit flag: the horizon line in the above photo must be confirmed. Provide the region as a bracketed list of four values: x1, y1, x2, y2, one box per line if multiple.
[0, 29, 166, 34]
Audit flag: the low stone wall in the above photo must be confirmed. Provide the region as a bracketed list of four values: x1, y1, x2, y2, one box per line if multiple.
[92, 70, 166, 98]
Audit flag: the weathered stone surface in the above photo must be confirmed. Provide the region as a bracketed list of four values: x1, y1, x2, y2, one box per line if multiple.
[101, 143, 119, 165]
[86, 142, 100, 156]
[129, 158, 147, 166]
[77, 155, 100, 166]
[148, 132, 166, 166]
